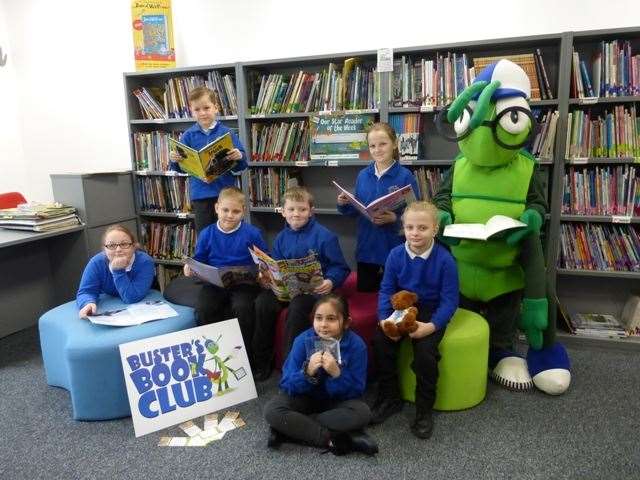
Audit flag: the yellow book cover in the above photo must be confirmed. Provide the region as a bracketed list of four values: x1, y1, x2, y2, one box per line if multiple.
[169, 133, 235, 183]
[131, 0, 176, 71]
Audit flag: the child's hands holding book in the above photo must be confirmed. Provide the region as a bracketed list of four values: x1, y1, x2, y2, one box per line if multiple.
[372, 210, 396, 226]
[337, 192, 350, 206]
[320, 351, 341, 378]
[225, 148, 242, 162]
[306, 351, 324, 376]
[79, 302, 97, 318]
[409, 321, 436, 339]
[313, 279, 333, 295]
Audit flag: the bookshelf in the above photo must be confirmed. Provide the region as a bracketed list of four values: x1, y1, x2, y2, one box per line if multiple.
[122, 27, 640, 347]
[123, 63, 243, 288]
[555, 27, 640, 337]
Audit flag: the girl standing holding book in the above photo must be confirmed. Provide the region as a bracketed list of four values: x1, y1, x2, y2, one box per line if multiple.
[264, 294, 378, 456]
[337, 122, 420, 292]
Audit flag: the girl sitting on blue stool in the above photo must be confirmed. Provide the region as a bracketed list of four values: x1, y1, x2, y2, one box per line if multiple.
[76, 224, 155, 318]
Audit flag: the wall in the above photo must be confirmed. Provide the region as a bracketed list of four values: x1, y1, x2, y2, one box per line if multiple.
[1, 0, 638, 200]
[0, 0, 27, 195]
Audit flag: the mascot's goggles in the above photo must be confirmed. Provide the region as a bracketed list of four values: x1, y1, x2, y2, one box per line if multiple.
[436, 104, 536, 150]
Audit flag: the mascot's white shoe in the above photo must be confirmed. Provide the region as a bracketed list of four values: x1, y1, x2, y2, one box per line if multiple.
[491, 355, 533, 391]
[527, 342, 571, 395]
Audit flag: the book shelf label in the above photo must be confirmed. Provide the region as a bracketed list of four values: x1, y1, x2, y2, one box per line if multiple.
[327, 160, 339, 167]
[420, 105, 435, 113]
[570, 157, 589, 164]
[377, 48, 394, 73]
[294, 161, 309, 167]
[611, 215, 631, 224]
[578, 97, 599, 105]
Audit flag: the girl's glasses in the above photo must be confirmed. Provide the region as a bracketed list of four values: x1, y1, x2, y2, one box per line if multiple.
[104, 242, 133, 250]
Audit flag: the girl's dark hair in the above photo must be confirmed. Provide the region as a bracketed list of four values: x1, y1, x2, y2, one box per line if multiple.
[311, 293, 350, 327]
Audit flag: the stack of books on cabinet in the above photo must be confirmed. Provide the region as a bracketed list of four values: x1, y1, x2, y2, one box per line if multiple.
[124, 27, 640, 346]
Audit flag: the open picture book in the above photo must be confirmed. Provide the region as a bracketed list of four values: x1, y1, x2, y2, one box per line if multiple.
[248, 245, 323, 302]
[443, 215, 526, 241]
[184, 257, 258, 288]
[333, 181, 416, 222]
[169, 132, 235, 183]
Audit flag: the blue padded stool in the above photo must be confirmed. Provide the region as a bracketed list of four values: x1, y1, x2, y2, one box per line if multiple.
[39, 290, 196, 420]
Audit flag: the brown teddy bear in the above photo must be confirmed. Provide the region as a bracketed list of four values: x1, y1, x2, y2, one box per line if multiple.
[381, 290, 419, 337]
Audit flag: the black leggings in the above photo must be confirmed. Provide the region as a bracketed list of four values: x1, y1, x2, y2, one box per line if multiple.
[264, 391, 371, 447]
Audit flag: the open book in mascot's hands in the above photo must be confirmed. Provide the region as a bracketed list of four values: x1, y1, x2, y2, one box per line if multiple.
[443, 215, 526, 241]
[169, 132, 235, 183]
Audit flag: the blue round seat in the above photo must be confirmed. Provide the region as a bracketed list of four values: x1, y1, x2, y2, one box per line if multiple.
[39, 290, 196, 420]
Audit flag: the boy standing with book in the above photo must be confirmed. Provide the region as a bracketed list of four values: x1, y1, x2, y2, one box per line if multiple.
[183, 187, 268, 369]
[253, 187, 350, 381]
[170, 86, 247, 233]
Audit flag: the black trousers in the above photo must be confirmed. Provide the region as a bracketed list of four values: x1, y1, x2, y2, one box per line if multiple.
[264, 391, 371, 447]
[357, 262, 384, 292]
[192, 197, 217, 234]
[196, 283, 260, 361]
[372, 309, 445, 411]
[253, 290, 318, 364]
[459, 289, 522, 351]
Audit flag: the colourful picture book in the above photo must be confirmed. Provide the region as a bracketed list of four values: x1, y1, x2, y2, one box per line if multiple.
[169, 132, 235, 183]
[333, 181, 416, 222]
[184, 257, 257, 288]
[248, 245, 323, 302]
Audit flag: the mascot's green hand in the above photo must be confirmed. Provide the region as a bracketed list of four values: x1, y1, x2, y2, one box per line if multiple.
[506, 209, 543, 246]
[519, 297, 548, 350]
[437, 210, 460, 246]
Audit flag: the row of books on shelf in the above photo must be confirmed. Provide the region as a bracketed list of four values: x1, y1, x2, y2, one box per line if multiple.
[248, 168, 301, 208]
[133, 131, 180, 171]
[136, 176, 190, 213]
[558, 223, 640, 271]
[132, 71, 238, 120]
[570, 40, 640, 99]
[565, 105, 640, 159]
[249, 59, 379, 115]
[141, 221, 196, 260]
[250, 120, 309, 162]
[561, 165, 639, 216]
[530, 109, 558, 160]
[390, 51, 553, 108]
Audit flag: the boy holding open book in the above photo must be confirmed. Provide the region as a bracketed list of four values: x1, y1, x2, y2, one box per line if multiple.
[183, 187, 268, 372]
[253, 187, 350, 381]
[169, 86, 247, 233]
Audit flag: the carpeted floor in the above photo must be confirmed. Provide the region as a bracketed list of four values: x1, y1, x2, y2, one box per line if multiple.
[0, 326, 638, 480]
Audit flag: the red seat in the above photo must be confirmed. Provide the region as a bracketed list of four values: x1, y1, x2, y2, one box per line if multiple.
[0, 192, 27, 209]
[273, 272, 379, 370]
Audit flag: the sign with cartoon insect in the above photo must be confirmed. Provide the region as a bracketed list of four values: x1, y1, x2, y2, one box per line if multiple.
[119, 318, 256, 437]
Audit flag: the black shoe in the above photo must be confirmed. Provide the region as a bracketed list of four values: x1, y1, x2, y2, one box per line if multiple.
[327, 432, 352, 456]
[410, 410, 434, 439]
[347, 430, 378, 456]
[267, 427, 286, 449]
[254, 366, 272, 382]
[370, 398, 403, 425]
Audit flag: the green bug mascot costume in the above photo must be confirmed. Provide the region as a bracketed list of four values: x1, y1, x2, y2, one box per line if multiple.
[433, 59, 571, 395]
